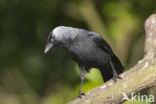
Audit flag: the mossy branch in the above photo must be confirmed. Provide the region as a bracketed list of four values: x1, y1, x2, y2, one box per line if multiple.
[68, 14, 156, 104]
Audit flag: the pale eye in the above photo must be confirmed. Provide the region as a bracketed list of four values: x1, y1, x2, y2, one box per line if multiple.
[51, 38, 54, 42]
[51, 35, 55, 41]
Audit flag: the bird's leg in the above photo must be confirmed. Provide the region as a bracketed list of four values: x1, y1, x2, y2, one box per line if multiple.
[110, 61, 122, 82]
[78, 65, 86, 98]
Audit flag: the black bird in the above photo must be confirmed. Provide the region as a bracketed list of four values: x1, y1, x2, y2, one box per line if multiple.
[44, 26, 124, 98]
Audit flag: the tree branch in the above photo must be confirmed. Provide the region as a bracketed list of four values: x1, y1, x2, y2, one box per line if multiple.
[68, 14, 156, 104]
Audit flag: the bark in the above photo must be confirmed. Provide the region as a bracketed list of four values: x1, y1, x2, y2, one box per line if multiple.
[68, 14, 156, 104]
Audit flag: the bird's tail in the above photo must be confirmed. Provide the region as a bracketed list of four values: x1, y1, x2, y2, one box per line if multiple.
[99, 55, 124, 82]
[111, 55, 124, 74]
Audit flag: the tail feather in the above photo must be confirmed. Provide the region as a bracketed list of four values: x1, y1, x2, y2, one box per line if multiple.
[99, 55, 124, 82]
[99, 64, 113, 82]
[111, 55, 124, 74]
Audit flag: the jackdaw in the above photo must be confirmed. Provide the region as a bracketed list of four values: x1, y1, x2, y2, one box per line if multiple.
[44, 26, 124, 98]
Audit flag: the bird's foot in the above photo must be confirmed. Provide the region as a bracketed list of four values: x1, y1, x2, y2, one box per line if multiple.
[113, 74, 122, 83]
[77, 91, 85, 98]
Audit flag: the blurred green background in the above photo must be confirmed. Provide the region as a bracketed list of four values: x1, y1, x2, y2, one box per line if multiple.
[0, 0, 156, 104]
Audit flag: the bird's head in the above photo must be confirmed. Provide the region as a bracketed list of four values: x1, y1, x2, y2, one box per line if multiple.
[44, 26, 64, 54]
[44, 26, 78, 54]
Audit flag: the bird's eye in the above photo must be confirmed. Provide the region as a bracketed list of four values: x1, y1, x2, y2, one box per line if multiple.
[51, 36, 55, 41]
[51, 38, 54, 41]
[51, 36, 55, 42]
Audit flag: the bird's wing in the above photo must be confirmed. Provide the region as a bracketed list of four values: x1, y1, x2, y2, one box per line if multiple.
[91, 32, 124, 75]
[90, 33, 114, 55]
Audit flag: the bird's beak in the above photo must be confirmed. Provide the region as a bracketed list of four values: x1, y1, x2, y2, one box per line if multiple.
[44, 42, 54, 54]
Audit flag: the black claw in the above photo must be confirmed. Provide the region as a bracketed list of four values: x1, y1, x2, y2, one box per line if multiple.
[113, 75, 122, 83]
[81, 92, 85, 95]
[117, 76, 122, 79]
[78, 92, 85, 98]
